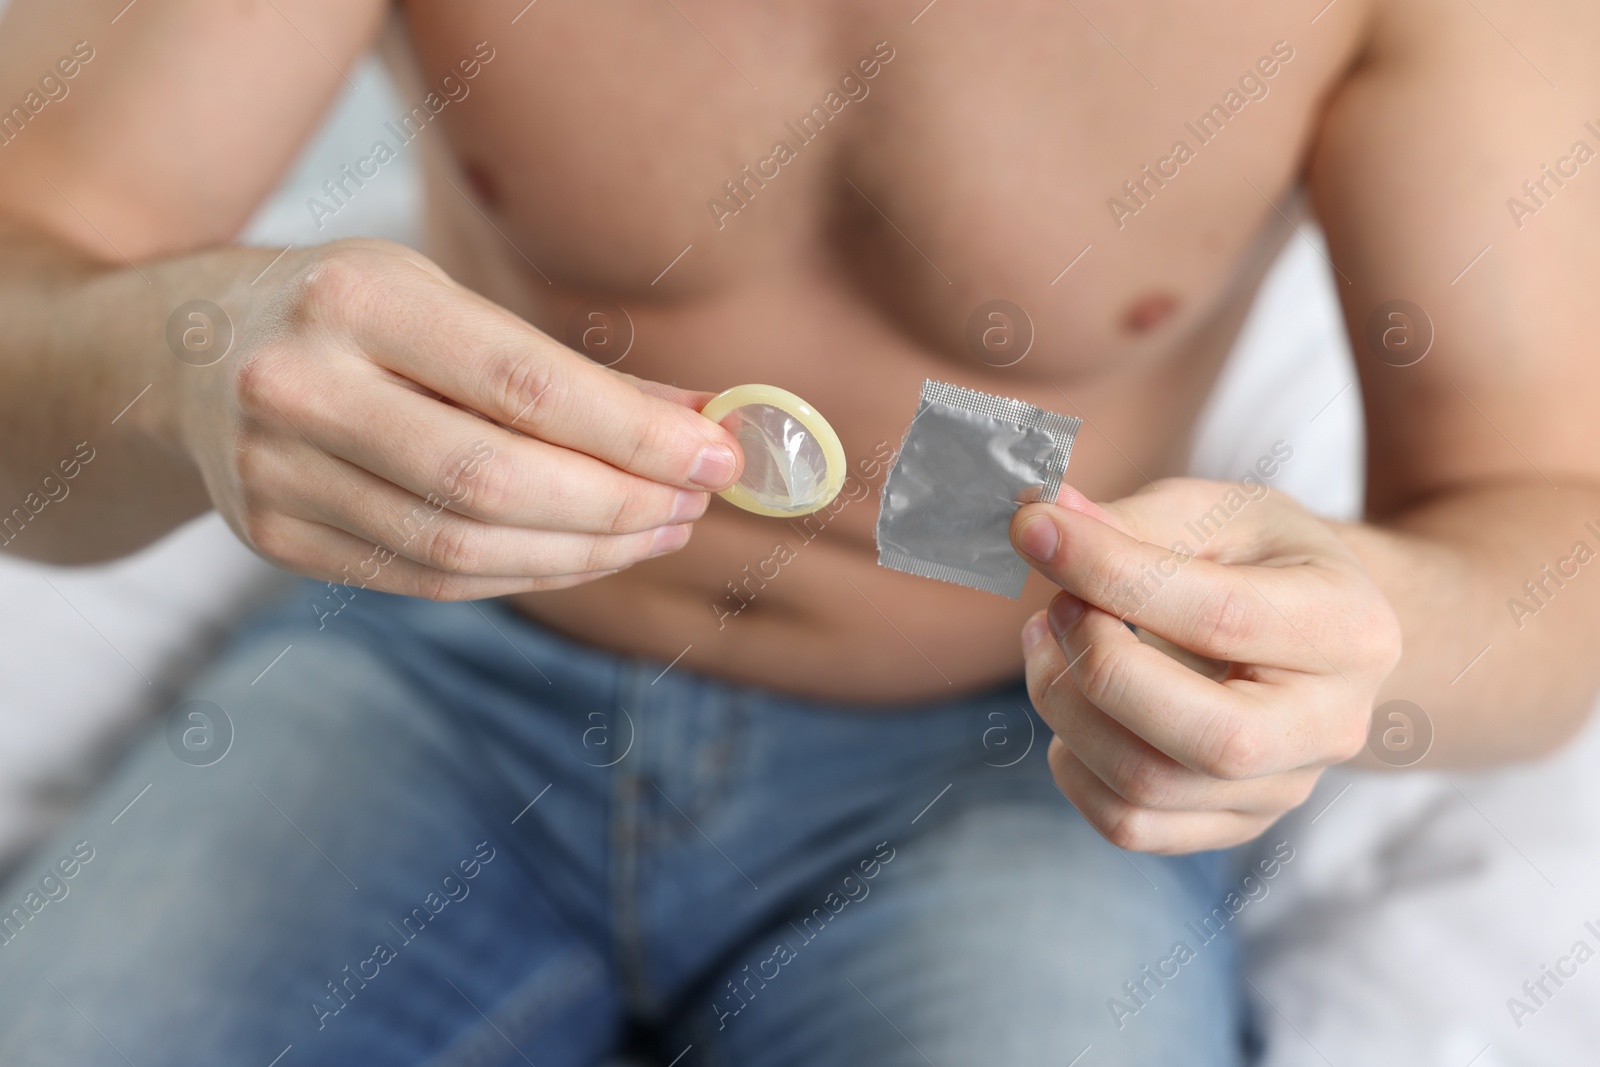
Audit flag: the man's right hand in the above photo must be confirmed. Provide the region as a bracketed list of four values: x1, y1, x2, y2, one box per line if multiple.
[174, 238, 743, 601]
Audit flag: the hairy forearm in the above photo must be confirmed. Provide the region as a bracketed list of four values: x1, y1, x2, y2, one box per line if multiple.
[0, 218, 278, 562]
[1339, 481, 1600, 768]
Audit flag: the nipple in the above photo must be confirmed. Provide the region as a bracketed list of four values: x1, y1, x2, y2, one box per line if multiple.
[1121, 291, 1180, 335]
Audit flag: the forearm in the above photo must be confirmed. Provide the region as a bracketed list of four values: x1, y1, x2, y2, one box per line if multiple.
[1339, 480, 1600, 768]
[0, 217, 280, 562]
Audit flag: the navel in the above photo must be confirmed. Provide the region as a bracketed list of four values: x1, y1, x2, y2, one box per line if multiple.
[1121, 291, 1180, 335]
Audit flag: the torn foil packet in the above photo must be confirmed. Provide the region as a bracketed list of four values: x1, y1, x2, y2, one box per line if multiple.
[875, 380, 1082, 599]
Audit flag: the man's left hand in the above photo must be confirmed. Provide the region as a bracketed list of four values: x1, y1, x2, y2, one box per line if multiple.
[1010, 479, 1402, 855]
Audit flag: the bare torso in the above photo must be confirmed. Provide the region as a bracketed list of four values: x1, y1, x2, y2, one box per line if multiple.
[385, 1, 1368, 702]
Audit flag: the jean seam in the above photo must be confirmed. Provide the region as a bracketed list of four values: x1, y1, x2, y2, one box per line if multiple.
[612, 661, 655, 1019]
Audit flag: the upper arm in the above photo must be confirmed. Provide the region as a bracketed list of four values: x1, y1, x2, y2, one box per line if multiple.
[0, 0, 386, 261]
[1308, 0, 1600, 516]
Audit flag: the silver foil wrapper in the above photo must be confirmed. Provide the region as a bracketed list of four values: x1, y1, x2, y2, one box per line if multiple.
[875, 380, 1081, 599]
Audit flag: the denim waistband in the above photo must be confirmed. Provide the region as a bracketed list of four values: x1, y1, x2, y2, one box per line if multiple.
[238, 578, 1033, 723]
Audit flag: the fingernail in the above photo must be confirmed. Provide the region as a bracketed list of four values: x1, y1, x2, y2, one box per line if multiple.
[689, 445, 737, 490]
[1021, 613, 1051, 655]
[649, 524, 691, 557]
[670, 489, 707, 524]
[1047, 595, 1084, 639]
[1015, 514, 1059, 562]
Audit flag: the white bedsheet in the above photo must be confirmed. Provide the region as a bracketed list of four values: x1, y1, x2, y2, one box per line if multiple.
[1, 52, 1596, 1065]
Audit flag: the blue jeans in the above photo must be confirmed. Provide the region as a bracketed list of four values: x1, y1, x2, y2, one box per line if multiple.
[0, 583, 1245, 1065]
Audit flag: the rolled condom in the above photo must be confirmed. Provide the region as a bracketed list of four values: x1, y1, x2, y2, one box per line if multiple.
[700, 385, 847, 517]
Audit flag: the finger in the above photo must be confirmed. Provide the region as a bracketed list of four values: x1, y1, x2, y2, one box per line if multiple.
[1012, 493, 1330, 670]
[350, 272, 743, 490]
[626, 374, 718, 411]
[1053, 691, 1320, 815]
[281, 451, 695, 578]
[1023, 618, 1318, 812]
[298, 374, 710, 534]
[1027, 594, 1318, 780]
[1064, 479, 1338, 562]
[255, 515, 618, 601]
[1047, 738, 1277, 855]
[1041, 483, 1130, 531]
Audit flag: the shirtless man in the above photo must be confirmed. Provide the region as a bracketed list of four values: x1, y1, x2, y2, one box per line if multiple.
[0, 0, 1596, 1063]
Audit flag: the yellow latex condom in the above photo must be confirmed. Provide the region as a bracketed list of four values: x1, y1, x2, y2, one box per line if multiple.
[699, 385, 847, 517]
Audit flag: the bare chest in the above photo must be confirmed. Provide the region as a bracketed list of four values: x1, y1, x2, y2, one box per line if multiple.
[398, 0, 1362, 375]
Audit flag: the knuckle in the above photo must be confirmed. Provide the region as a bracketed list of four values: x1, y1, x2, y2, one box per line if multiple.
[412, 566, 466, 602]
[1078, 552, 1126, 608]
[1112, 753, 1178, 809]
[232, 345, 321, 432]
[288, 240, 442, 333]
[422, 520, 485, 574]
[1073, 641, 1130, 711]
[1195, 587, 1258, 657]
[296, 244, 378, 318]
[607, 484, 683, 534]
[1028, 653, 1075, 714]
[240, 507, 288, 562]
[1199, 715, 1263, 781]
[491, 347, 557, 428]
[232, 445, 268, 489]
[233, 348, 290, 418]
[601, 489, 636, 536]
[1025, 669, 1052, 713]
[1101, 803, 1156, 852]
[1081, 549, 1142, 617]
[585, 531, 644, 573]
[437, 442, 509, 517]
[619, 415, 674, 478]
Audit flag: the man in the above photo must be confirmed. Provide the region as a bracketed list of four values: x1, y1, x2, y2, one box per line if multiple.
[0, 0, 1596, 1063]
